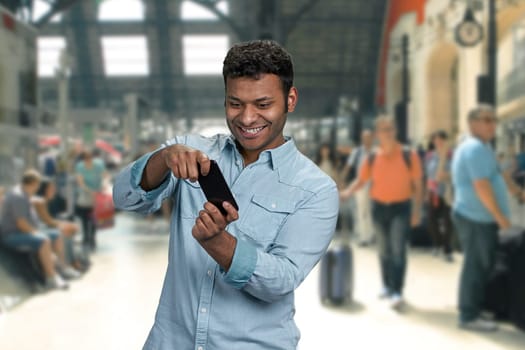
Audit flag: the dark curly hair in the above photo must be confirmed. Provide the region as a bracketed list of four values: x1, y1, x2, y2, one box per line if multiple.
[223, 40, 294, 110]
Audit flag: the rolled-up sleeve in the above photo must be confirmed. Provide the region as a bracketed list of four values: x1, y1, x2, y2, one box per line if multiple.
[223, 238, 258, 289]
[112, 150, 175, 214]
[224, 184, 339, 303]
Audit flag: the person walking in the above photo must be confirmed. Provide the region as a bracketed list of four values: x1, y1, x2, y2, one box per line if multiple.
[75, 149, 106, 252]
[425, 130, 454, 262]
[340, 115, 423, 310]
[342, 129, 374, 246]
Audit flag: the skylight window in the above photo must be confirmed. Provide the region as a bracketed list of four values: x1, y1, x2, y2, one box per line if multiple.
[98, 0, 144, 21]
[33, 0, 62, 22]
[38, 37, 66, 77]
[101, 36, 149, 76]
[183, 35, 229, 75]
[181, 0, 229, 21]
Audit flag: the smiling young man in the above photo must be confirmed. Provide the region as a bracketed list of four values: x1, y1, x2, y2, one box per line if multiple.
[113, 40, 339, 349]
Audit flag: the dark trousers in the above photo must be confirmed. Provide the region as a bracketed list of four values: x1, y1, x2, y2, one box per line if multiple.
[372, 200, 411, 295]
[427, 196, 453, 254]
[76, 206, 96, 248]
[452, 212, 498, 322]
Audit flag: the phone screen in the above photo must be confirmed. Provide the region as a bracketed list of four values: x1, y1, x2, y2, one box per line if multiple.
[198, 160, 239, 216]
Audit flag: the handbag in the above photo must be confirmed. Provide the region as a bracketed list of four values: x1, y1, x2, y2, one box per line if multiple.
[93, 192, 115, 229]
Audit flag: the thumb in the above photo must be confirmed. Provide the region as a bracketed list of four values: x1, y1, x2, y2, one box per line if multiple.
[197, 153, 211, 176]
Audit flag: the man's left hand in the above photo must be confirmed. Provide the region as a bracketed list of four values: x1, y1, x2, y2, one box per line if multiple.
[410, 211, 421, 228]
[192, 201, 239, 242]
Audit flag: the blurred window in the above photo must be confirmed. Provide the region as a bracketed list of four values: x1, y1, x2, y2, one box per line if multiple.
[181, 0, 229, 20]
[513, 21, 525, 69]
[182, 35, 229, 75]
[101, 36, 149, 76]
[37, 37, 66, 77]
[32, 0, 62, 22]
[98, 0, 144, 21]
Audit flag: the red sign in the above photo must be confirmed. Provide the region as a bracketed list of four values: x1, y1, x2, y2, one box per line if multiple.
[2, 12, 15, 31]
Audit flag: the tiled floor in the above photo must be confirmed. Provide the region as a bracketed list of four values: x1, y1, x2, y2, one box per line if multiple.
[0, 213, 524, 350]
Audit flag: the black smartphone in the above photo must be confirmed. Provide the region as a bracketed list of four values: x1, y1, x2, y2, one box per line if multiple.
[198, 160, 239, 216]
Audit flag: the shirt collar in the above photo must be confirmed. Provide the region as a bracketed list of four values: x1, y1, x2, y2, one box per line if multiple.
[223, 135, 296, 170]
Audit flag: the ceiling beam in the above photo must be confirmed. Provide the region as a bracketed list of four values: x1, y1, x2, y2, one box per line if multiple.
[151, 0, 176, 113]
[68, 2, 98, 107]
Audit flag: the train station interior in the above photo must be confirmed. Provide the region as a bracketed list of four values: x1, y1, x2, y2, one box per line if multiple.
[1, 1, 525, 349]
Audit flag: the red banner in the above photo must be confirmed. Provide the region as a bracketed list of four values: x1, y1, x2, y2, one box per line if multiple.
[376, 0, 426, 107]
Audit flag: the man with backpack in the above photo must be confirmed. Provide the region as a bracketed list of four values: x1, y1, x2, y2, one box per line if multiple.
[340, 115, 423, 310]
[342, 129, 374, 246]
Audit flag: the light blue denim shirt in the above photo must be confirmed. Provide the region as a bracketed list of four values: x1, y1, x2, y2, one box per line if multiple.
[113, 134, 339, 350]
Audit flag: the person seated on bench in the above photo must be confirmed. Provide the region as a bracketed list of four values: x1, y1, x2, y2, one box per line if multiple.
[0, 170, 76, 290]
[33, 178, 85, 273]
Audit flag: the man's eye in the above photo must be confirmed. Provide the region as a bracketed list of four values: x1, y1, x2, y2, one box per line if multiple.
[258, 103, 271, 109]
[229, 103, 241, 108]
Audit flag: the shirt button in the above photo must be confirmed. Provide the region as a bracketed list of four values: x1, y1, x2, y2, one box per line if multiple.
[207, 270, 212, 277]
[271, 203, 276, 209]
[198, 347, 203, 350]
[201, 308, 207, 313]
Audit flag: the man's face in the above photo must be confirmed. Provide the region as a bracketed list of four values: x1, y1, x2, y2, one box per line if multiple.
[26, 181, 40, 196]
[375, 120, 397, 145]
[361, 131, 373, 147]
[225, 74, 297, 155]
[470, 111, 498, 142]
[433, 136, 446, 149]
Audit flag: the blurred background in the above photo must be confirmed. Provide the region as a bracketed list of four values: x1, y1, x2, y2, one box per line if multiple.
[0, 0, 525, 349]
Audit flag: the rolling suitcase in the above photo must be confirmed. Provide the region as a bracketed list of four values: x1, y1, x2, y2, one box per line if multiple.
[319, 240, 353, 305]
[505, 229, 525, 331]
[484, 228, 525, 331]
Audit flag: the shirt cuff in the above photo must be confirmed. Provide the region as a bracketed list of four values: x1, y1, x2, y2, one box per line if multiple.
[223, 237, 258, 289]
[130, 151, 171, 201]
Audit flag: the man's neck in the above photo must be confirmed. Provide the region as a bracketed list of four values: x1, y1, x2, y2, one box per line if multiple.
[471, 132, 491, 144]
[381, 141, 397, 154]
[237, 136, 286, 166]
[241, 150, 260, 166]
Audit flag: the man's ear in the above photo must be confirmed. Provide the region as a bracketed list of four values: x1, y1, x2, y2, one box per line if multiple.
[287, 87, 298, 113]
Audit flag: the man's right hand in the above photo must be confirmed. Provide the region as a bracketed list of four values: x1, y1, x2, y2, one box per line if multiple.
[339, 187, 353, 201]
[161, 144, 211, 183]
[497, 216, 512, 230]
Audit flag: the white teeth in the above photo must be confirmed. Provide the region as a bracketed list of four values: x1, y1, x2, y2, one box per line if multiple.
[241, 126, 264, 134]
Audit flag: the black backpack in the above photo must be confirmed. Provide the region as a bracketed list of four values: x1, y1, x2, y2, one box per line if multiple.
[346, 147, 364, 182]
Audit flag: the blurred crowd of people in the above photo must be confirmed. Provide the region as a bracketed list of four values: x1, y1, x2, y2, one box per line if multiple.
[1, 105, 523, 333]
[316, 105, 523, 332]
[0, 146, 109, 291]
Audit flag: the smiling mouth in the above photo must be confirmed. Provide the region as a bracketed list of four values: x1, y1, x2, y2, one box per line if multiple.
[238, 125, 268, 136]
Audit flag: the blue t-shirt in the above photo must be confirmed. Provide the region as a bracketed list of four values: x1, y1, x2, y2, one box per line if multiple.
[425, 151, 451, 197]
[452, 136, 510, 223]
[75, 159, 105, 191]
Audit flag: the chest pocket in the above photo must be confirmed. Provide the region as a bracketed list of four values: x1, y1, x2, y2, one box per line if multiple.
[179, 179, 206, 219]
[238, 194, 297, 244]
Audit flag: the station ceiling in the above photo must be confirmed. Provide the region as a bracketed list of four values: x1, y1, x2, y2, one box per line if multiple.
[2, 0, 387, 121]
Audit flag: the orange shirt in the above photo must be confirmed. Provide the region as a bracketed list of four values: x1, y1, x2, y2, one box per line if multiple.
[358, 144, 422, 204]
